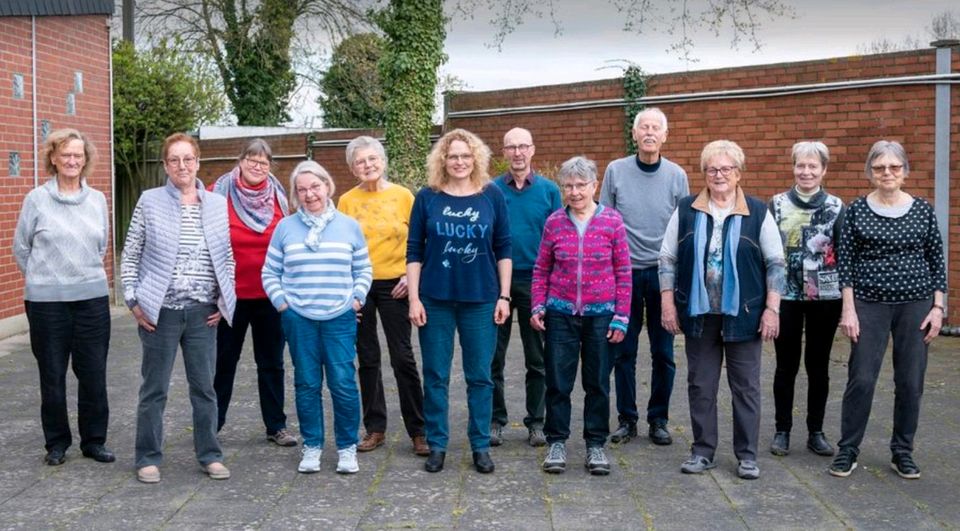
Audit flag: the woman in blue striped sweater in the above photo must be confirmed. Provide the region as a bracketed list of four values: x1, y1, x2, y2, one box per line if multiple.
[262, 161, 373, 475]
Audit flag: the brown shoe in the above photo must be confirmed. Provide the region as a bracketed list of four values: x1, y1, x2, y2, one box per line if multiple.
[412, 435, 430, 457]
[357, 432, 385, 452]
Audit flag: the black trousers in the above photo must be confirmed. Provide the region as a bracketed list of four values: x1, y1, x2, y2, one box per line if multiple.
[772, 299, 841, 433]
[214, 298, 288, 434]
[25, 296, 111, 452]
[356, 278, 425, 437]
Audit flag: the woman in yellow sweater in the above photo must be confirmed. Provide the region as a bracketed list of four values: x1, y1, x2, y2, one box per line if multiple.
[338, 136, 428, 457]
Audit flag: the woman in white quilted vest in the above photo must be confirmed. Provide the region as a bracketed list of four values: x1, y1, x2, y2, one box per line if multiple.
[121, 132, 236, 484]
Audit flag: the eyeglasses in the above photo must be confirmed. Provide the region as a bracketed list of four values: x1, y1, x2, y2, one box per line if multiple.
[705, 166, 737, 177]
[165, 156, 197, 167]
[561, 181, 594, 192]
[244, 157, 271, 169]
[353, 155, 381, 167]
[446, 153, 474, 163]
[295, 183, 326, 196]
[503, 144, 532, 154]
[871, 164, 904, 175]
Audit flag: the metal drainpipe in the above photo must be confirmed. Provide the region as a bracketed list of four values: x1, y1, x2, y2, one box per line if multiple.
[31, 16, 38, 188]
[932, 40, 958, 334]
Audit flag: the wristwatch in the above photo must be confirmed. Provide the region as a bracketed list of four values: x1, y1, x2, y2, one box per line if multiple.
[499, 295, 512, 302]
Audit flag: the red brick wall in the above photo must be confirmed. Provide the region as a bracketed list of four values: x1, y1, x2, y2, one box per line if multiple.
[0, 15, 114, 320]
[197, 48, 960, 323]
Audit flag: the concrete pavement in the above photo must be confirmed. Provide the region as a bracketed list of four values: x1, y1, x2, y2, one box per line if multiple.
[0, 311, 957, 530]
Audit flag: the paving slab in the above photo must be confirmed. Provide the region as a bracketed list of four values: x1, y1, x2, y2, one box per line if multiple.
[0, 311, 958, 530]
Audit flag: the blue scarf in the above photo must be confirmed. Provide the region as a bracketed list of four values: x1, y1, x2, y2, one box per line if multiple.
[689, 210, 741, 317]
[297, 202, 336, 252]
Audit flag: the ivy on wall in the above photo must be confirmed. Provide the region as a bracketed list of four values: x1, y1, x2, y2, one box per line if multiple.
[376, 0, 446, 189]
[622, 65, 648, 154]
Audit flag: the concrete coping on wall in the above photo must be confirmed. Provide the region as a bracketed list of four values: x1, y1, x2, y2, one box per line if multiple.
[446, 73, 960, 118]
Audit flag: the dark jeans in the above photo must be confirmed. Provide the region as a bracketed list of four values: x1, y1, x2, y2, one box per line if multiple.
[773, 299, 842, 433]
[135, 304, 223, 467]
[543, 311, 614, 448]
[838, 299, 930, 456]
[214, 298, 288, 435]
[25, 296, 111, 452]
[685, 315, 762, 461]
[614, 267, 675, 425]
[418, 297, 496, 452]
[492, 278, 546, 429]
[357, 278, 425, 437]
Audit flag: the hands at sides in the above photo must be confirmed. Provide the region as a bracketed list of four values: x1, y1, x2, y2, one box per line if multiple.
[759, 308, 779, 341]
[494, 299, 510, 325]
[920, 306, 943, 344]
[660, 290, 681, 335]
[206, 311, 222, 327]
[840, 306, 860, 343]
[607, 327, 625, 344]
[390, 276, 409, 299]
[131, 305, 157, 332]
[530, 311, 546, 332]
[409, 299, 427, 327]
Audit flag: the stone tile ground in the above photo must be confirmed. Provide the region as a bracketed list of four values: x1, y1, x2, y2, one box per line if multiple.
[0, 312, 957, 530]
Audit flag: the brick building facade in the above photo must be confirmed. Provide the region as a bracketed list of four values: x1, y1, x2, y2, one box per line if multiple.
[0, 2, 115, 330]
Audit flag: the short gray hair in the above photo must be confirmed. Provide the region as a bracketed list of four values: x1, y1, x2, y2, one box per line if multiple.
[289, 160, 335, 208]
[864, 140, 909, 179]
[345, 135, 387, 168]
[238, 138, 273, 163]
[632, 107, 668, 131]
[792, 141, 829, 167]
[557, 156, 598, 184]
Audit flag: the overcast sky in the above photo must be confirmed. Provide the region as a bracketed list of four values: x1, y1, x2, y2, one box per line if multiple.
[285, 0, 957, 125]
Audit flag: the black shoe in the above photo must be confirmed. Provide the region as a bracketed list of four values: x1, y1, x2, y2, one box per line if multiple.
[609, 423, 637, 444]
[44, 448, 66, 466]
[828, 447, 858, 477]
[81, 444, 116, 463]
[424, 450, 445, 473]
[648, 421, 672, 446]
[891, 453, 921, 479]
[770, 431, 790, 456]
[473, 451, 495, 474]
[807, 432, 834, 456]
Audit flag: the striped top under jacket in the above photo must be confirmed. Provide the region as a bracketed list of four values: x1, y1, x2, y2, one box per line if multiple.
[261, 210, 372, 321]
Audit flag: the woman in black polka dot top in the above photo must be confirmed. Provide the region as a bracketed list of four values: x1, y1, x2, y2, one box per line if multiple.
[828, 140, 946, 481]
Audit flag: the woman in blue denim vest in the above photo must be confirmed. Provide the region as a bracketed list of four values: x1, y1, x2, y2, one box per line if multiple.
[659, 140, 785, 480]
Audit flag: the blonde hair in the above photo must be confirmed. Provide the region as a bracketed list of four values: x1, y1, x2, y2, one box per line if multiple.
[426, 128, 491, 191]
[43, 128, 96, 178]
[700, 140, 745, 173]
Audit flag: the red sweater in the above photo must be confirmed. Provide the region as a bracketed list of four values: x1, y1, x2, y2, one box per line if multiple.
[208, 178, 285, 299]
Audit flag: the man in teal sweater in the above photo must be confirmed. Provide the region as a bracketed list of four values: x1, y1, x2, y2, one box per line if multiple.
[491, 127, 562, 447]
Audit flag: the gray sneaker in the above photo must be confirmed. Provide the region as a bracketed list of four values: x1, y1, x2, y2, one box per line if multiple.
[737, 460, 760, 480]
[490, 424, 504, 447]
[585, 447, 610, 475]
[528, 427, 547, 447]
[267, 428, 298, 447]
[681, 454, 717, 474]
[542, 442, 566, 473]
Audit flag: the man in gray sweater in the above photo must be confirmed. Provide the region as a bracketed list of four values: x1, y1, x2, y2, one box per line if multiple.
[599, 107, 689, 446]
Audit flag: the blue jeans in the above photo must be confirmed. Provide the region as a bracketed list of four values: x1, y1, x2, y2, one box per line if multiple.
[614, 267, 676, 425]
[543, 311, 614, 448]
[281, 309, 360, 450]
[135, 304, 222, 467]
[418, 297, 496, 452]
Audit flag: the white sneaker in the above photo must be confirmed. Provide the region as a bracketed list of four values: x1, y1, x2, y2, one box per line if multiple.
[298, 446, 322, 473]
[337, 444, 359, 474]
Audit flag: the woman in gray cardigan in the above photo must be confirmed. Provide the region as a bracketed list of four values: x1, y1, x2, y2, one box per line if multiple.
[121, 133, 236, 484]
[14, 128, 113, 467]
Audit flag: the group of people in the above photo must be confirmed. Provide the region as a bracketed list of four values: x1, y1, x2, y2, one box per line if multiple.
[14, 111, 945, 483]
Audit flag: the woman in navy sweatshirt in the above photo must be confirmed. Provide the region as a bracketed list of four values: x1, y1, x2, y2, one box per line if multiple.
[406, 129, 512, 474]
